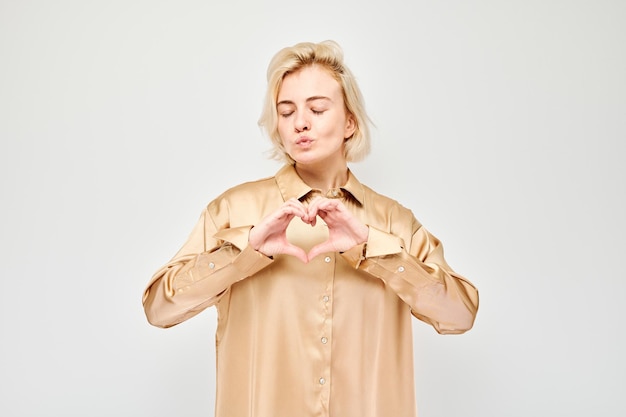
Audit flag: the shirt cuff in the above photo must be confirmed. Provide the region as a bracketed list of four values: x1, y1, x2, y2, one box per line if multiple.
[364, 226, 404, 257]
[340, 226, 405, 269]
[340, 243, 366, 268]
[214, 225, 254, 251]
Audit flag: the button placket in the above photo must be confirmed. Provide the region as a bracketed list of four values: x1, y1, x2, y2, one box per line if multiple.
[318, 253, 334, 408]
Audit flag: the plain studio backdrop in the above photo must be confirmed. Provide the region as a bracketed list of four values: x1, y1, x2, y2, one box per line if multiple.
[1, 1, 624, 416]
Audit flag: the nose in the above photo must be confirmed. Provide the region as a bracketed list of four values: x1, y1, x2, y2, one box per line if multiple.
[294, 112, 310, 132]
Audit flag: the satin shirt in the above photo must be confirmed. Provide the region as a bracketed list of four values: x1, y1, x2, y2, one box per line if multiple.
[143, 164, 479, 417]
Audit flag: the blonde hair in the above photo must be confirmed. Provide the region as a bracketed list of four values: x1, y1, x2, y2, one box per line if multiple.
[258, 40, 372, 164]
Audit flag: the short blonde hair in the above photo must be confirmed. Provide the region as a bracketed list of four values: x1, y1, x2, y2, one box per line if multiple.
[258, 40, 372, 164]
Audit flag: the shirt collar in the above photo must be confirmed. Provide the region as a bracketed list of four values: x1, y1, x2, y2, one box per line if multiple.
[275, 164, 365, 205]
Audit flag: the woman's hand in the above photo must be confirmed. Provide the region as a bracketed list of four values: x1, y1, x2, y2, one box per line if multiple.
[249, 198, 311, 263]
[249, 197, 368, 263]
[306, 197, 369, 261]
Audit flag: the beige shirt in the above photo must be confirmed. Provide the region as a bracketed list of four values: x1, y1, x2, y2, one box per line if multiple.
[143, 164, 479, 417]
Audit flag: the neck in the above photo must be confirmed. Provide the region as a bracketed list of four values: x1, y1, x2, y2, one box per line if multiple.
[295, 159, 348, 193]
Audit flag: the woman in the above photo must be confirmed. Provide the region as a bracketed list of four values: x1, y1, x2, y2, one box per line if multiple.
[143, 40, 478, 417]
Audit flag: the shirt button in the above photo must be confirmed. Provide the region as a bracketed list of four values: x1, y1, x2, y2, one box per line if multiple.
[323, 295, 330, 303]
[324, 256, 331, 263]
[209, 262, 215, 269]
[319, 378, 326, 385]
[397, 266, 405, 272]
[321, 337, 328, 344]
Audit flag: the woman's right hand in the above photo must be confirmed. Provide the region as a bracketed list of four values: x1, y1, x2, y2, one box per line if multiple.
[248, 198, 311, 263]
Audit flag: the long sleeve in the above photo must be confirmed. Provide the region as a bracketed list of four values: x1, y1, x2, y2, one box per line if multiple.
[342, 220, 479, 335]
[142, 206, 273, 328]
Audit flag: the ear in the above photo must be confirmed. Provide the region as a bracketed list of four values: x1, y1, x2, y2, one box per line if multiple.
[344, 113, 357, 139]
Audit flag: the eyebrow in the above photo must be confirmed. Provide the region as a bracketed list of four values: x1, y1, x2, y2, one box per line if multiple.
[276, 96, 332, 106]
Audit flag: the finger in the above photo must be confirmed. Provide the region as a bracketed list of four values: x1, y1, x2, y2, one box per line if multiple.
[306, 197, 329, 221]
[314, 199, 343, 220]
[254, 209, 302, 244]
[271, 204, 306, 226]
[315, 198, 342, 214]
[307, 240, 336, 261]
[256, 213, 292, 235]
[285, 198, 307, 210]
[287, 198, 309, 212]
[282, 243, 309, 264]
[284, 199, 309, 221]
[284, 200, 308, 216]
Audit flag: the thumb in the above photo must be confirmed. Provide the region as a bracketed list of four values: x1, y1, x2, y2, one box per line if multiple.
[282, 243, 310, 264]
[307, 240, 335, 261]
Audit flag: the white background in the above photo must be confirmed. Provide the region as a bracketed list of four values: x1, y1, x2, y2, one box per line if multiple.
[1, 1, 624, 416]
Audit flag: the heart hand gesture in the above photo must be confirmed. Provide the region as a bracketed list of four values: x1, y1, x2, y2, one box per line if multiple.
[249, 197, 368, 263]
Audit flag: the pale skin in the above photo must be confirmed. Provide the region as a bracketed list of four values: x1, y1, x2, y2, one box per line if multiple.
[249, 65, 369, 263]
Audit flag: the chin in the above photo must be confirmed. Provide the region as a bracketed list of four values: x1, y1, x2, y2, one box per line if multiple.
[290, 152, 318, 165]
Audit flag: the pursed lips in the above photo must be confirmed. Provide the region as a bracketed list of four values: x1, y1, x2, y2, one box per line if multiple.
[296, 136, 314, 146]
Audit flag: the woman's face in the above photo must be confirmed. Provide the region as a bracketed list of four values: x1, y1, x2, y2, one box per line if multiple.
[276, 65, 356, 167]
